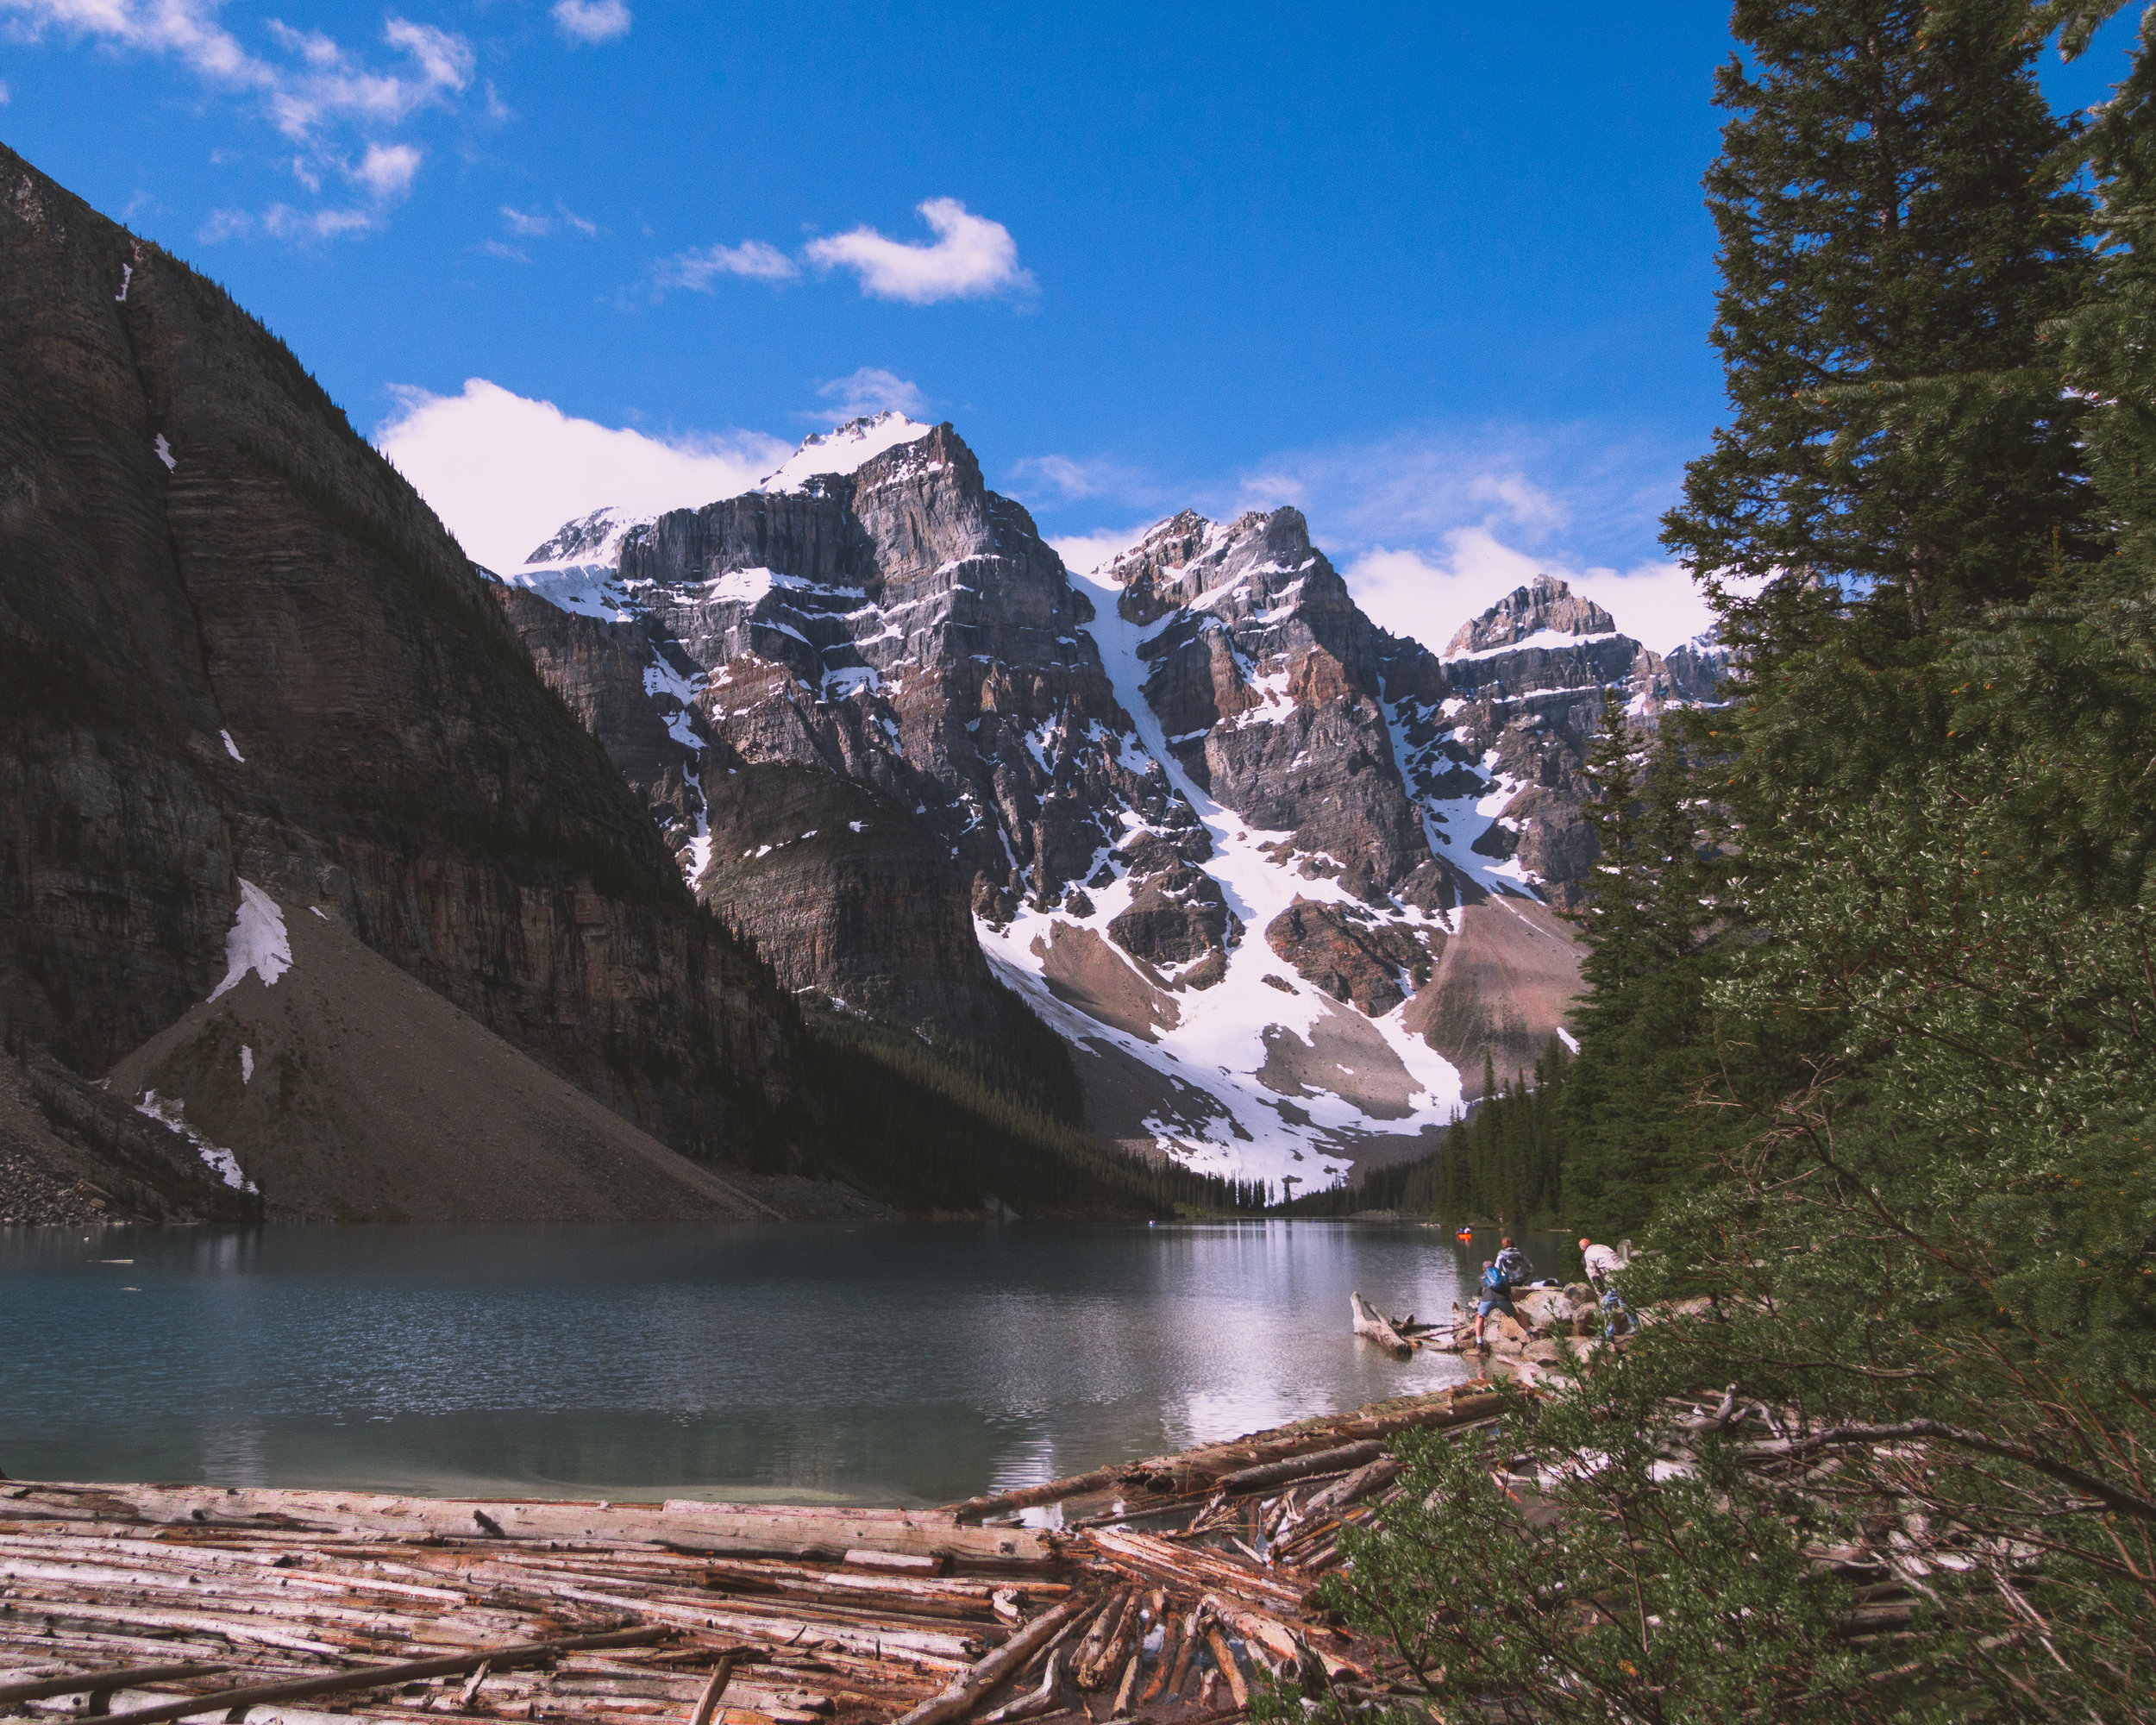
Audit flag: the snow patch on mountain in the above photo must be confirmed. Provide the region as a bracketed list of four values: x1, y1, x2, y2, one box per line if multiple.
[759, 411, 932, 494]
[975, 561, 1468, 1192]
[208, 880, 291, 1002]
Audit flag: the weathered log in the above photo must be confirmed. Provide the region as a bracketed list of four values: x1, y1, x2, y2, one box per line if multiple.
[1213, 1442, 1387, 1495]
[1112, 1648, 1141, 1716]
[1084, 1528, 1305, 1611]
[946, 1468, 1123, 1526]
[1136, 1607, 1181, 1706]
[1300, 1458, 1402, 1521]
[1348, 1293, 1411, 1357]
[887, 1594, 1090, 1725]
[1202, 1622, 1250, 1709]
[843, 1549, 943, 1575]
[97, 1626, 674, 1725]
[3, 1484, 1053, 1567]
[687, 1654, 737, 1725]
[0, 1662, 232, 1705]
[951, 1389, 1498, 1520]
[1069, 1586, 1130, 1690]
[1162, 1601, 1206, 1701]
[979, 1647, 1064, 1724]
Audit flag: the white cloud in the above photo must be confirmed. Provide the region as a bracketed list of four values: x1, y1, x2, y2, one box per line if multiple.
[816, 367, 925, 419]
[1049, 524, 1154, 576]
[0, 78, 12, 103]
[262, 201, 378, 241]
[552, 0, 630, 44]
[502, 204, 552, 237]
[373, 378, 791, 573]
[805, 197, 1033, 304]
[1343, 535, 1718, 659]
[2, 1, 471, 238]
[351, 141, 420, 202]
[477, 238, 530, 262]
[655, 239, 799, 291]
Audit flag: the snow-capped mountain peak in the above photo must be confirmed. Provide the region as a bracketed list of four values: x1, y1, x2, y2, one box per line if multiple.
[758, 411, 934, 495]
[1443, 572, 1617, 658]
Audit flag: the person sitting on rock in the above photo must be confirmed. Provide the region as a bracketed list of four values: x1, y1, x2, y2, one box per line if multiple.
[1494, 1237, 1534, 1286]
[1474, 1258, 1518, 1352]
[1580, 1237, 1624, 1292]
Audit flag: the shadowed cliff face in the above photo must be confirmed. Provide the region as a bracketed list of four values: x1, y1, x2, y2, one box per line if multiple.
[0, 145, 799, 1164]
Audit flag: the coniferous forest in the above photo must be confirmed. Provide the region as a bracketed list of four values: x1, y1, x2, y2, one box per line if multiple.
[1257, 1, 2156, 1716]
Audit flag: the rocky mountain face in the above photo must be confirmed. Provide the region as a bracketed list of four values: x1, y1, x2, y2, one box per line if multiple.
[495, 422, 1726, 1191]
[0, 144, 805, 1209]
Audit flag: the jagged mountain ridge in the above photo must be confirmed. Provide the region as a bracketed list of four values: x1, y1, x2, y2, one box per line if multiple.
[494, 418, 1727, 1189]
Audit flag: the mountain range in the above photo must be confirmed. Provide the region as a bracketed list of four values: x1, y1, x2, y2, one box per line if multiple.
[490, 415, 1726, 1192]
[0, 144, 1723, 1220]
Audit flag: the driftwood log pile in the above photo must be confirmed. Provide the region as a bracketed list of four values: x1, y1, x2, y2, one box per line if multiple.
[0, 1386, 1506, 1725]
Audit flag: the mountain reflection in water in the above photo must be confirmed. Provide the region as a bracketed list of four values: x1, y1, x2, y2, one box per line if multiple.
[0, 1221, 1568, 1504]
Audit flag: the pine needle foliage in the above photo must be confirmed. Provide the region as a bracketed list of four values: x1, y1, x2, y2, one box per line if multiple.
[1270, 1039, 1570, 1226]
[1662, 0, 2096, 642]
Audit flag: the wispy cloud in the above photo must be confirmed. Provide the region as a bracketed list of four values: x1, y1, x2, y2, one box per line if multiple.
[552, 0, 630, 44]
[0, 78, 12, 103]
[804, 198, 1033, 304]
[814, 367, 926, 420]
[500, 201, 600, 241]
[3, 0, 473, 239]
[655, 239, 799, 292]
[1009, 452, 1161, 507]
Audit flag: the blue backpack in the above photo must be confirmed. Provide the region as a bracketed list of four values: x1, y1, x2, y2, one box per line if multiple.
[1481, 1262, 1511, 1296]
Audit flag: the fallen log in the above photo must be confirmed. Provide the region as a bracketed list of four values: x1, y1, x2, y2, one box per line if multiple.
[1137, 1606, 1182, 1706]
[979, 1648, 1064, 1724]
[951, 1389, 1499, 1520]
[1213, 1441, 1386, 1495]
[1349, 1293, 1413, 1357]
[0, 1662, 232, 1705]
[3, 1484, 1054, 1567]
[1202, 1622, 1250, 1709]
[945, 1468, 1124, 1526]
[687, 1655, 737, 1725]
[888, 1594, 1091, 1725]
[96, 1625, 674, 1725]
[1084, 1528, 1306, 1612]
[1300, 1458, 1402, 1522]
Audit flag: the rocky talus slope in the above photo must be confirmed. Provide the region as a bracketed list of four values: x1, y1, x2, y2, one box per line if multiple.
[496, 423, 1725, 1190]
[0, 144, 808, 1216]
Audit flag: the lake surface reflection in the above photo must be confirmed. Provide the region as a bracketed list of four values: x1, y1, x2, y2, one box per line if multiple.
[0, 1221, 1568, 1504]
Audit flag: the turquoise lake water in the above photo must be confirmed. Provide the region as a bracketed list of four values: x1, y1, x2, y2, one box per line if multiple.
[0, 1220, 1568, 1504]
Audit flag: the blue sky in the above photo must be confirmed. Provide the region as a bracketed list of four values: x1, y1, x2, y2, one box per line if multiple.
[1, 2, 2140, 651]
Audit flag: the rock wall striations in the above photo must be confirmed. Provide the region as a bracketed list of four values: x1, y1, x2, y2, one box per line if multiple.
[0, 145, 800, 1187]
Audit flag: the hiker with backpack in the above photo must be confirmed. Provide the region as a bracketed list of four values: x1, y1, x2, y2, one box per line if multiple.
[1474, 1256, 1518, 1351]
[1495, 1236, 1534, 1286]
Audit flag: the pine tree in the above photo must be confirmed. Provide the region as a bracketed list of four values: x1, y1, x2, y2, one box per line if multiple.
[1663, 0, 2093, 643]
